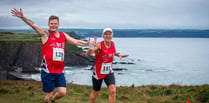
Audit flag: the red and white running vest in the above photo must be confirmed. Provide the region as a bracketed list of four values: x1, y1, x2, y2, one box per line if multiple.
[41, 30, 65, 73]
[93, 41, 116, 79]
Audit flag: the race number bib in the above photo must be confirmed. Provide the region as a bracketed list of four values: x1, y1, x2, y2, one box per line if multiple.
[53, 48, 64, 61]
[100, 63, 112, 74]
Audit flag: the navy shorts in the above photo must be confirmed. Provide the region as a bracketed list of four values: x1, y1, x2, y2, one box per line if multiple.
[41, 72, 66, 93]
[92, 73, 115, 91]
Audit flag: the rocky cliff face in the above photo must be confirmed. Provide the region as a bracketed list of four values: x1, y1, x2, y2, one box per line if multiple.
[0, 41, 92, 73]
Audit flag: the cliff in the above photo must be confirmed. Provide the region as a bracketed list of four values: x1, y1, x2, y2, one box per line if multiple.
[0, 41, 92, 73]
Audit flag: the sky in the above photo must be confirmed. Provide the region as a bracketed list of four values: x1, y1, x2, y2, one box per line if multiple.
[0, 0, 209, 29]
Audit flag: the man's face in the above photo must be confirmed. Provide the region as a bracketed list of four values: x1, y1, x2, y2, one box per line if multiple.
[103, 31, 113, 42]
[48, 19, 59, 32]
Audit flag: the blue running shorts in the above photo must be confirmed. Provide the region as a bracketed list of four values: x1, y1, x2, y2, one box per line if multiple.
[41, 72, 66, 93]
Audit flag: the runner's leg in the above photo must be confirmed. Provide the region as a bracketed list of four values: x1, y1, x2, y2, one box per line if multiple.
[52, 73, 66, 101]
[44, 91, 54, 103]
[108, 84, 116, 103]
[104, 73, 116, 103]
[90, 90, 100, 103]
[41, 72, 55, 102]
[90, 76, 103, 103]
[52, 87, 66, 101]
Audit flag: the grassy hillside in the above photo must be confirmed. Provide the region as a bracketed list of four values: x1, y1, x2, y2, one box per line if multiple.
[0, 32, 83, 53]
[0, 80, 208, 103]
[0, 32, 40, 41]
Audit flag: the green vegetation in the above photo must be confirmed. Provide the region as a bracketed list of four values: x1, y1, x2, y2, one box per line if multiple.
[65, 43, 83, 54]
[0, 32, 40, 41]
[0, 80, 208, 103]
[0, 32, 84, 54]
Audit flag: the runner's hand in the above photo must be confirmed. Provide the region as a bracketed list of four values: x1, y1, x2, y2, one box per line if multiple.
[119, 54, 129, 59]
[11, 8, 24, 18]
[88, 36, 97, 49]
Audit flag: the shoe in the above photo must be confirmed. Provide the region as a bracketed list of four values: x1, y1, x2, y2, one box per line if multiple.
[43, 99, 48, 103]
[51, 100, 55, 103]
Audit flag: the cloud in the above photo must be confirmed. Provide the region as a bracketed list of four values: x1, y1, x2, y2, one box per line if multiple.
[0, 0, 209, 29]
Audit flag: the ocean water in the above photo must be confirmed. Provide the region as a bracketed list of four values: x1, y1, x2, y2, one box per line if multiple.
[32, 38, 209, 86]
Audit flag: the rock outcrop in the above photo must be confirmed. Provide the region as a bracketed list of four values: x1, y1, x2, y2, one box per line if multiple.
[0, 41, 92, 73]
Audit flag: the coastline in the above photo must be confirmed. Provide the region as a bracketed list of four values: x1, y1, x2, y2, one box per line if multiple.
[0, 32, 209, 102]
[0, 32, 94, 81]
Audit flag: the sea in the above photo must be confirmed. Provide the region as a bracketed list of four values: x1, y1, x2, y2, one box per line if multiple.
[31, 37, 209, 86]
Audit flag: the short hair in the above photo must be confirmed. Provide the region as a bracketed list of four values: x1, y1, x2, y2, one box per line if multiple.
[48, 15, 59, 24]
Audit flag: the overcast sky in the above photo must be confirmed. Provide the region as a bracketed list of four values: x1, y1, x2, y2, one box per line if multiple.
[0, 0, 209, 29]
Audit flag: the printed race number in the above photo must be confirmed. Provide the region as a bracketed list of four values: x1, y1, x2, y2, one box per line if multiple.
[53, 48, 64, 61]
[100, 63, 112, 74]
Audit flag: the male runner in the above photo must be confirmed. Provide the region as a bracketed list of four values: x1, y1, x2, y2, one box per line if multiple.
[11, 8, 93, 103]
[86, 28, 128, 103]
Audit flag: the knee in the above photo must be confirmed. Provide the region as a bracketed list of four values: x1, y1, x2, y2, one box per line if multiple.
[109, 85, 116, 95]
[90, 91, 99, 98]
[59, 90, 66, 97]
[46, 93, 53, 100]
[110, 89, 116, 95]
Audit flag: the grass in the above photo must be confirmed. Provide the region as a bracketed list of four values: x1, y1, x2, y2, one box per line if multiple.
[0, 32, 40, 41]
[0, 80, 209, 103]
[65, 43, 83, 54]
[0, 32, 84, 54]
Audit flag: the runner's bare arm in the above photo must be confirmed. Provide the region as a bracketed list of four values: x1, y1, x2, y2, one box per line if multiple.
[115, 53, 129, 59]
[11, 8, 47, 38]
[63, 32, 88, 46]
[86, 43, 101, 57]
